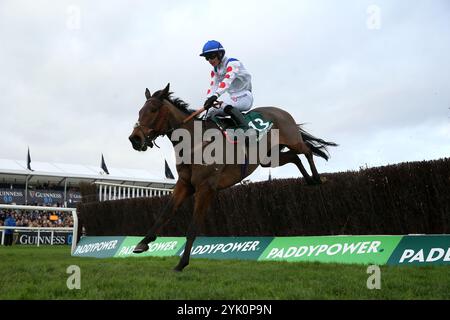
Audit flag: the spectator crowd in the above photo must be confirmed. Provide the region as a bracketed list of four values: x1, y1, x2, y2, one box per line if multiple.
[0, 203, 74, 229]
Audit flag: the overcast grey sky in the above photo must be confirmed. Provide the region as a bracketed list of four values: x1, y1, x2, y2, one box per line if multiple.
[0, 0, 449, 181]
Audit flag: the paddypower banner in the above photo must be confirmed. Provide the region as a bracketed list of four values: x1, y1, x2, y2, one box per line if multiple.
[72, 235, 450, 266]
[258, 235, 402, 265]
[73, 236, 126, 258]
[179, 237, 274, 260]
[387, 235, 450, 266]
[115, 237, 186, 258]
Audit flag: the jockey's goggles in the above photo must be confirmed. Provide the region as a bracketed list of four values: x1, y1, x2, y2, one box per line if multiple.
[204, 53, 219, 61]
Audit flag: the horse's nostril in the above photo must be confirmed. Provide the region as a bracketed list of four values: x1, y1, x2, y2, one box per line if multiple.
[129, 136, 142, 149]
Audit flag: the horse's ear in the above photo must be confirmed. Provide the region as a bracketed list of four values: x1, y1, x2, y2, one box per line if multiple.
[160, 83, 170, 98]
[145, 88, 151, 100]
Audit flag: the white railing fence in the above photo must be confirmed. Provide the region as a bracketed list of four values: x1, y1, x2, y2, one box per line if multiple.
[0, 226, 73, 245]
[94, 181, 173, 202]
[0, 204, 78, 255]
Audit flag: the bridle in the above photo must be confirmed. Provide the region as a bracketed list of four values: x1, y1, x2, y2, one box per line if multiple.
[133, 120, 158, 149]
[134, 100, 203, 149]
[134, 104, 171, 148]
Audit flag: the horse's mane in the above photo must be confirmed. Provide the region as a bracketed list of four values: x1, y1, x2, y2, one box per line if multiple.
[154, 90, 195, 115]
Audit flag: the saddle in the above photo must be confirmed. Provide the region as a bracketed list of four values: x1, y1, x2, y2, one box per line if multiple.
[203, 111, 273, 179]
[210, 114, 239, 130]
[210, 111, 273, 139]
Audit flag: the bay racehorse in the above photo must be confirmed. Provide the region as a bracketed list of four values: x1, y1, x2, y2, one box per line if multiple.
[128, 83, 337, 271]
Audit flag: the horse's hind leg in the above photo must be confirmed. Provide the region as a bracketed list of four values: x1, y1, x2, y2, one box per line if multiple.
[134, 180, 193, 253]
[261, 148, 315, 185]
[290, 141, 322, 184]
[305, 152, 322, 184]
[284, 141, 323, 184]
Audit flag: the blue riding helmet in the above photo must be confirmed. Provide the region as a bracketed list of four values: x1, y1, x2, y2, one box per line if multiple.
[200, 40, 225, 56]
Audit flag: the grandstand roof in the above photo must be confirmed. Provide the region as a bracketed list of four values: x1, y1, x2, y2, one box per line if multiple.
[0, 158, 176, 188]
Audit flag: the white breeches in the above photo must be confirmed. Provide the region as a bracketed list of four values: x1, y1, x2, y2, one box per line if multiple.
[206, 90, 253, 118]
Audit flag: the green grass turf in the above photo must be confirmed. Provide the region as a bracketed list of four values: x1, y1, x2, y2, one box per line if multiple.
[0, 246, 449, 300]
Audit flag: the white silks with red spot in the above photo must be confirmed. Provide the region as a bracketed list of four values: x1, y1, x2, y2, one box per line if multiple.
[206, 56, 252, 98]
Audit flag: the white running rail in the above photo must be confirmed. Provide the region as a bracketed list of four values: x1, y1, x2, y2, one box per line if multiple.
[94, 181, 173, 201]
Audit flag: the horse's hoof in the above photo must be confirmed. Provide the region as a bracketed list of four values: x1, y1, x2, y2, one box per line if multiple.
[133, 242, 149, 254]
[173, 263, 188, 272]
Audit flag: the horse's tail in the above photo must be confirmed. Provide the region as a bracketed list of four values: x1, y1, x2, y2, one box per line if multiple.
[297, 124, 338, 161]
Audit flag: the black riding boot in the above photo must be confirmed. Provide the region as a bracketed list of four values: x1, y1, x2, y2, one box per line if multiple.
[224, 105, 249, 130]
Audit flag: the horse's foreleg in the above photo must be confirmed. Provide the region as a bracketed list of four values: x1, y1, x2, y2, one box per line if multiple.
[174, 185, 216, 272]
[174, 227, 196, 272]
[133, 180, 193, 254]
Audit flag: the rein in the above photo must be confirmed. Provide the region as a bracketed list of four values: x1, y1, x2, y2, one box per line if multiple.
[134, 105, 206, 149]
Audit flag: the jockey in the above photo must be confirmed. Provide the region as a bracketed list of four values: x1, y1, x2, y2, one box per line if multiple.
[200, 40, 253, 129]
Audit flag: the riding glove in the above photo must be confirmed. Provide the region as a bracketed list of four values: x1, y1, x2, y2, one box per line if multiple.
[204, 95, 218, 110]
